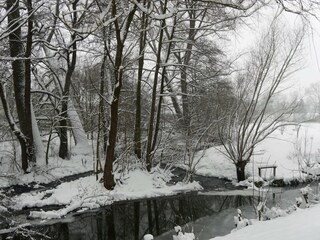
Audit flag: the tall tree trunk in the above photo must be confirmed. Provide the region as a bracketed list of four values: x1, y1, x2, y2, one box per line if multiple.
[103, 39, 123, 189]
[96, 46, 108, 178]
[151, 16, 176, 153]
[173, 6, 203, 131]
[180, 15, 196, 131]
[24, 0, 35, 164]
[58, 0, 78, 159]
[6, 0, 34, 171]
[103, 0, 137, 190]
[145, 0, 168, 171]
[134, 1, 149, 160]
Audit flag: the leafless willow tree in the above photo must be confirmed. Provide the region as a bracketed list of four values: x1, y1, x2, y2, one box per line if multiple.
[218, 23, 304, 182]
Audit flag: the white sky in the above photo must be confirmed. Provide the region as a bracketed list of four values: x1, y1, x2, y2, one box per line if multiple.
[226, 6, 320, 98]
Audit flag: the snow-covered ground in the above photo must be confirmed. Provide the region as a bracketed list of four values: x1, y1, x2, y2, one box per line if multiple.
[195, 122, 320, 182]
[0, 136, 204, 220]
[211, 203, 320, 240]
[0, 153, 92, 188]
[8, 166, 202, 219]
[0, 135, 94, 188]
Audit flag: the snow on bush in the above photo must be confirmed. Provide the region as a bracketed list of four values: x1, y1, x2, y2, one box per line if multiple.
[263, 206, 287, 220]
[300, 184, 313, 207]
[114, 165, 173, 195]
[233, 209, 250, 230]
[173, 225, 195, 240]
[13, 166, 202, 220]
[256, 201, 297, 221]
[235, 176, 266, 189]
[296, 197, 303, 207]
[151, 164, 174, 187]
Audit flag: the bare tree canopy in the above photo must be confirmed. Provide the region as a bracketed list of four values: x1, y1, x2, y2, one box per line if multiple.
[218, 21, 304, 181]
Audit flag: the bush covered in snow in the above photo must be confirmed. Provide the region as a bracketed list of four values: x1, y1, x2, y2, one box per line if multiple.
[233, 209, 250, 230]
[300, 184, 312, 207]
[173, 225, 195, 240]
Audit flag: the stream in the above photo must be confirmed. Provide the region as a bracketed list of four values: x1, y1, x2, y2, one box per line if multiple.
[0, 186, 306, 240]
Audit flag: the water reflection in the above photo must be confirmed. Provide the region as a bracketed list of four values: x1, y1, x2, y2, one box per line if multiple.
[1, 194, 253, 240]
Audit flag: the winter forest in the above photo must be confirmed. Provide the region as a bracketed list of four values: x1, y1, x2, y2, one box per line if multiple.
[1, 0, 320, 239]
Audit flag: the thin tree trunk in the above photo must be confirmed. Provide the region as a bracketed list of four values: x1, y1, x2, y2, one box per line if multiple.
[151, 16, 176, 153]
[103, 0, 137, 190]
[103, 39, 123, 189]
[134, 0, 149, 160]
[24, 0, 35, 164]
[175, 8, 198, 131]
[145, 0, 168, 171]
[180, 16, 195, 131]
[59, 0, 78, 159]
[96, 45, 108, 179]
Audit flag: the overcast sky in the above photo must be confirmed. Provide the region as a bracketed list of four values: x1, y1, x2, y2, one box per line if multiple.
[226, 6, 320, 98]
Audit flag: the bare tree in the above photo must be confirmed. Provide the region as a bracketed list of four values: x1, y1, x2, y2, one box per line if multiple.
[218, 23, 304, 181]
[103, 0, 138, 190]
[134, 0, 150, 160]
[276, 0, 320, 18]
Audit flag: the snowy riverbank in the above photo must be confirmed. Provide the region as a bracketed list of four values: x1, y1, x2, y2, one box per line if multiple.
[4, 166, 202, 220]
[211, 203, 320, 240]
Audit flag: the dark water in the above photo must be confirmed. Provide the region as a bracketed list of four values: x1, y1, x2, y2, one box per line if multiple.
[0, 193, 254, 240]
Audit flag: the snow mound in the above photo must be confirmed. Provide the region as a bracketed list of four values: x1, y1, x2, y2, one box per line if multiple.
[11, 167, 202, 220]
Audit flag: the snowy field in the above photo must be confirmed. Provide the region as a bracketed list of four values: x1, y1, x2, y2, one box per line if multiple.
[195, 122, 320, 182]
